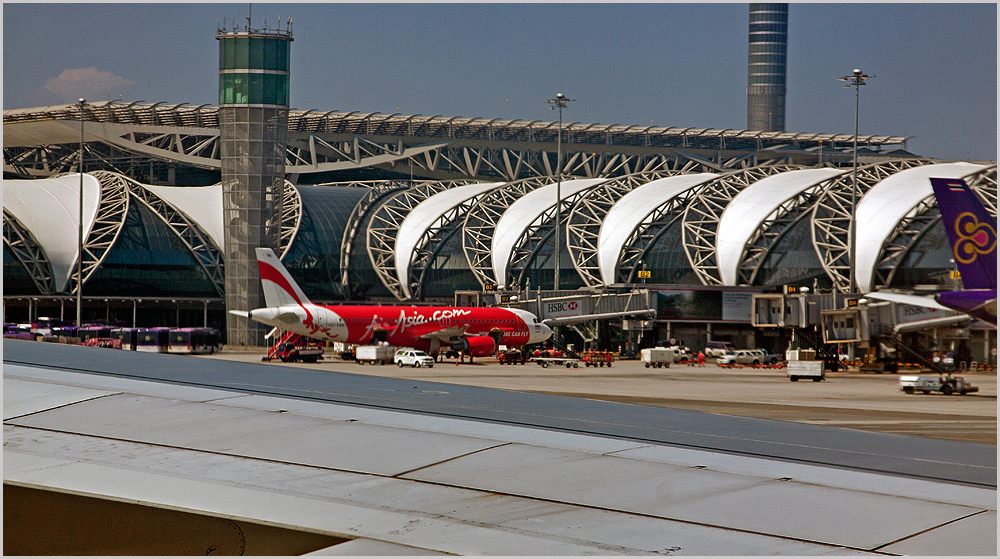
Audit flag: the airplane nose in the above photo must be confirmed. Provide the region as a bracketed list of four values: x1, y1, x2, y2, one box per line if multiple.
[537, 322, 553, 343]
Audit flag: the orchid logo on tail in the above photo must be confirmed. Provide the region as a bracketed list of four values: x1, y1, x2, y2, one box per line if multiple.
[953, 212, 997, 264]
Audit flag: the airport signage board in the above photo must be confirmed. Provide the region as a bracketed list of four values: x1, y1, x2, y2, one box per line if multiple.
[896, 303, 950, 324]
[544, 299, 585, 319]
[654, 289, 755, 323]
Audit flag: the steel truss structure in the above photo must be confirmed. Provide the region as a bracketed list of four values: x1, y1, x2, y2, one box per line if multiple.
[5, 101, 912, 182]
[3, 170, 303, 297]
[731, 171, 842, 286]
[810, 159, 937, 293]
[565, 163, 720, 287]
[682, 165, 804, 286]
[338, 181, 414, 296]
[3, 209, 55, 294]
[461, 177, 556, 290]
[503, 180, 609, 292]
[88, 171, 224, 296]
[278, 180, 303, 258]
[966, 167, 998, 215]
[873, 165, 997, 289]
[365, 180, 478, 300]
[4, 171, 129, 295]
[402, 184, 506, 301]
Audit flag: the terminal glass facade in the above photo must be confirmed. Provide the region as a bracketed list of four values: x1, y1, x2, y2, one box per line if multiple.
[283, 186, 368, 301]
[83, 203, 217, 297]
[892, 225, 954, 289]
[753, 218, 831, 288]
[3, 246, 36, 295]
[643, 222, 700, 285]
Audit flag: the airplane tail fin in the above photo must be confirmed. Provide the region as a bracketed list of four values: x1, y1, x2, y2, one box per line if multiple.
[930, 177, 997, 290]
[255, 248, 313, 308]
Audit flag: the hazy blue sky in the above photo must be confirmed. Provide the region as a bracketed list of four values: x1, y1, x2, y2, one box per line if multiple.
[3, 3, 996, 161]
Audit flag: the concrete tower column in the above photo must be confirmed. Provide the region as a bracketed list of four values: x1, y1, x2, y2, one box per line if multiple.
[217, 23, 292, 346]
[747, 3, 788, 132]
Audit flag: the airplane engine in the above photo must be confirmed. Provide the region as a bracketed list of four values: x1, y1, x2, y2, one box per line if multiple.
[452, 336, 497, 357]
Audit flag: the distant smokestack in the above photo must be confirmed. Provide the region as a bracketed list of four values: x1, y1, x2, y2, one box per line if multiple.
[747, 3, 788, 132]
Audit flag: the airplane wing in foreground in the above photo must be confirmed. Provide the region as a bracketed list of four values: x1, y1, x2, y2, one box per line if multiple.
[417, 324, 470, 341]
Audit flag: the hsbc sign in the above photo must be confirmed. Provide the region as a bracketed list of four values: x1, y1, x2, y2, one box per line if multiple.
[544, 299, 584, 319]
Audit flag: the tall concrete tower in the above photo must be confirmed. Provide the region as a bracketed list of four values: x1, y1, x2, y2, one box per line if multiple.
[747, 3, 788, 132]
[217, 20, 292, 346]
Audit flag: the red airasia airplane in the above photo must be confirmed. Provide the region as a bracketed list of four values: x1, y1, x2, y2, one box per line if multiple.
[233, 248, 552, 357]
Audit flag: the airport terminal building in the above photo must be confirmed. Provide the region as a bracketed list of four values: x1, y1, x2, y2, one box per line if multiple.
[3, 100, 997, 354]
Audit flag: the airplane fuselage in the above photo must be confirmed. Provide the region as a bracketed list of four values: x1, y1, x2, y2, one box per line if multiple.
[248, 303, 549, 352]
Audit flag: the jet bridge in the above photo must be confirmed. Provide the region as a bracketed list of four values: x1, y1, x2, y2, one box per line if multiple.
[494, 288, 657, 346]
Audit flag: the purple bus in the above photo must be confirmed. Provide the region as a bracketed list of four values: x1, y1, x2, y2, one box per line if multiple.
[136, 327, 170, 353]
[168, 328, 221, 354]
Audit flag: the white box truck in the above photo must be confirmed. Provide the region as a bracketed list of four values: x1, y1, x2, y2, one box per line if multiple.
[787, 360, 825, 382]
[355, 345, 396, 365]
[641, 347, 677, 368]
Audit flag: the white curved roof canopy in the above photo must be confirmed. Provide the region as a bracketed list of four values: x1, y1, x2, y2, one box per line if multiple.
[142, 183, 224, 250]
[855, 162, 988, 292]
[598, 173, 719, 285]
[4, 174, 101, 291]
[492, 178, 604, 288]
[395, 182, 504, 298]
[717, 168, 845, 285]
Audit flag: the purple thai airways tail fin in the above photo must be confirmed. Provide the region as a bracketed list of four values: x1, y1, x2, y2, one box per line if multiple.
[930, 177, 997, 290]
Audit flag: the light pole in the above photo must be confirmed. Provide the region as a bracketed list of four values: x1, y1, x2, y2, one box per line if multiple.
[77, 98, 87, 327]
[546, 93, 573, 291]
[838, 69, 872, 294]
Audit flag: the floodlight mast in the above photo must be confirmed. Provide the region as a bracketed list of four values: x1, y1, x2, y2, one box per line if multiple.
[837, 69, 872, 294]
[546, 93, 574, 291]
[77, 98, 87, 328]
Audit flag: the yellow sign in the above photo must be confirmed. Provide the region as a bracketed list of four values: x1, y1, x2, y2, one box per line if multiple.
[950, 270, 962, 279]
[637, 270, 651, 279]
[483, 283, 496, 291]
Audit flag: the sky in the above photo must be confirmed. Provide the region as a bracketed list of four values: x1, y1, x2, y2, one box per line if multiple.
[3, 3, 996, 161]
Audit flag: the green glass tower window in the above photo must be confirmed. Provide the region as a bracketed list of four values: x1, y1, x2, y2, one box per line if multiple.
[219, 36, 289, 71]
[219, 33, 290, 105]
[220, 72, 287, 105]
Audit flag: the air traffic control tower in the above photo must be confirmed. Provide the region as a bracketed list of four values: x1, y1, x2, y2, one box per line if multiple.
[217, 20, 292, 345]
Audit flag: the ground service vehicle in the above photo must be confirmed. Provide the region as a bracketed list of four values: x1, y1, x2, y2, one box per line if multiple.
[703, 341, 733, 358]
[274, 341, 324, 363]
[394, 348, 435, 368]
[356, 345, 395, 365]
[717, 350, 763, 366]
[899, 374, 979, 395]
[641, 347, 675, 368]
[581, 351, 614, 367]
[753, 349, 782, 364]
[787, 360, 825, 382]
[535, 356, 579, 368]
[497, 349, 527, 365]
